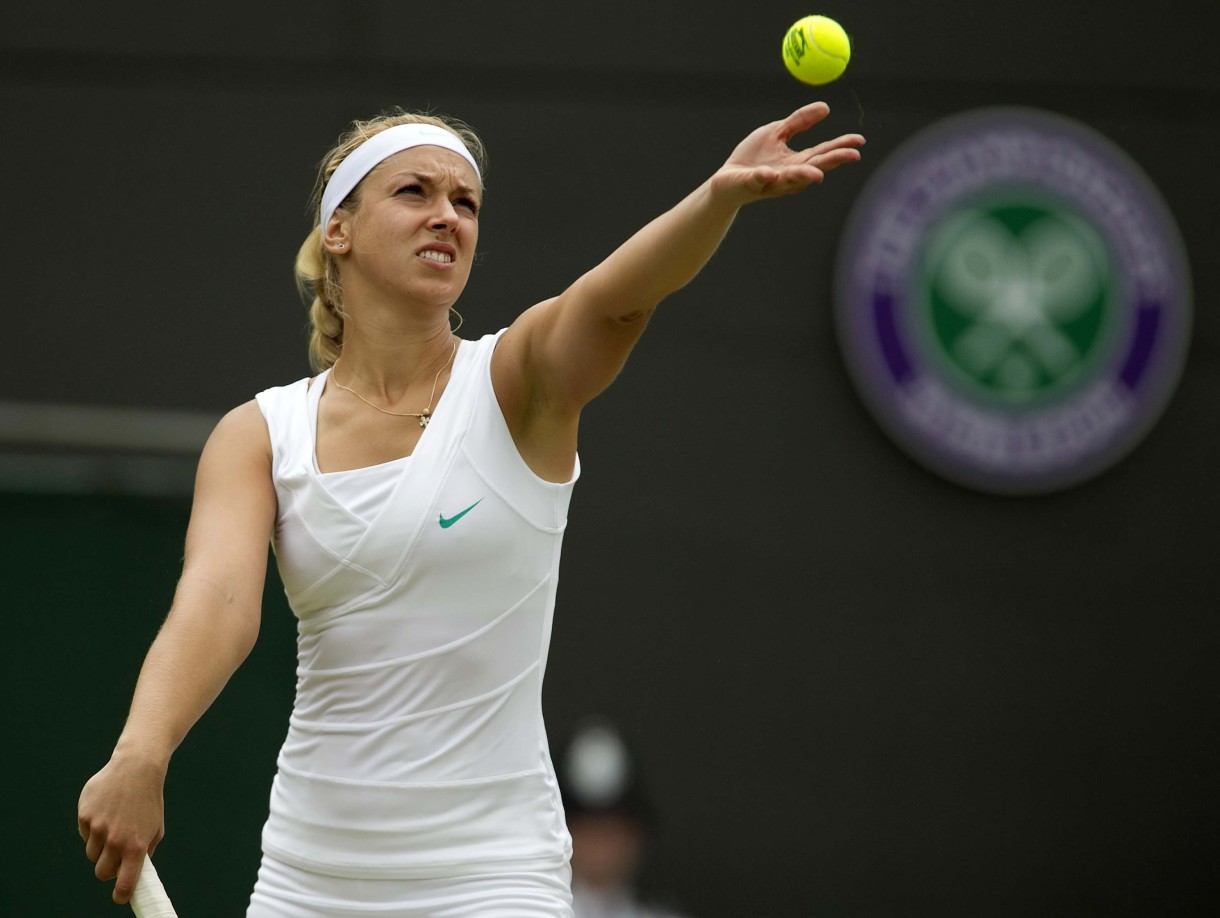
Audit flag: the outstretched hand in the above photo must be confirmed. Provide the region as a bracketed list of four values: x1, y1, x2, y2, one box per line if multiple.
[712, 102, 865, 207]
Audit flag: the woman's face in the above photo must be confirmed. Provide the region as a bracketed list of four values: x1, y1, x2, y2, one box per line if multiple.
[336, 145, 481, 313]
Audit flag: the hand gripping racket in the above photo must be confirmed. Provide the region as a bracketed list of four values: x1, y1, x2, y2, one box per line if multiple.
[130, 854, 178, 917]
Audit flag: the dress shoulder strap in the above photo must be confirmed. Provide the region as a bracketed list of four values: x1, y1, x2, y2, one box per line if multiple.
[254, 375, 315, 481]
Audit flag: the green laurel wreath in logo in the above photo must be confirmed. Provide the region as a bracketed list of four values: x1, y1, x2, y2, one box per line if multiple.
[917, 201, 1115, 407]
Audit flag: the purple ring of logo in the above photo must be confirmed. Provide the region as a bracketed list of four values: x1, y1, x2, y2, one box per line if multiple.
[834, 107, 1192, 494]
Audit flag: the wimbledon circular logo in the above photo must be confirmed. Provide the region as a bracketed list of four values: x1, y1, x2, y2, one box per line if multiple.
[835, 108, 1192, 494]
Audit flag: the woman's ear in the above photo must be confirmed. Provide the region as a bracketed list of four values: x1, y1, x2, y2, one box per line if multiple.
[322, 215, 349, 255]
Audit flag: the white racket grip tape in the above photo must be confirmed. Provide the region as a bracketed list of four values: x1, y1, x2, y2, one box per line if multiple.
[130, 854, 177, 917]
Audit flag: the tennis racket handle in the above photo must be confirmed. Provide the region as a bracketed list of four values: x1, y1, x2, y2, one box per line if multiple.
[130, 854, 177, 918]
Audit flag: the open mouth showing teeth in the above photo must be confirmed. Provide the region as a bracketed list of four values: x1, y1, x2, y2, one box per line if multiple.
[419, 250, 454, 264]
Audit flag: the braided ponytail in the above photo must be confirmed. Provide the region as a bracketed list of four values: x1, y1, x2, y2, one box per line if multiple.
[296, 225, 345, 371]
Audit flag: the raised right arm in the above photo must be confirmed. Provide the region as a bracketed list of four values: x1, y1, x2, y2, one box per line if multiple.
[77, 399, 277, 905]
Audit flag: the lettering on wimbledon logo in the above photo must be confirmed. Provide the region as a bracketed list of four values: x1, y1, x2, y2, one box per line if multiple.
[834, 107, 1191, 494]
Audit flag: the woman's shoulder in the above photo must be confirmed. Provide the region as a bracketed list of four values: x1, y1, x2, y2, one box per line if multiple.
[213, 399, 273, 444]
[190, 399, 275, 478]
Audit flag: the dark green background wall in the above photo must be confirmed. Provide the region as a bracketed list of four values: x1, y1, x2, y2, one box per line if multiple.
[4, 1, 1217, 915]
[4, 493, 296, 914]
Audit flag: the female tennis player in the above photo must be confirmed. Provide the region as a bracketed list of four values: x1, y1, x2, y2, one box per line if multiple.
[78, 102, 863, 915]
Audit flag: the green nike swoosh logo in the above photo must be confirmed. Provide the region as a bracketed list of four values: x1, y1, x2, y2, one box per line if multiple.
[438, 499, 483, 529]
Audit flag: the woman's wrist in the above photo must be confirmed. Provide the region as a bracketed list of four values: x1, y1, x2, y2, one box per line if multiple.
[703, 172, 752, 215]
[112, 731, 173, 775]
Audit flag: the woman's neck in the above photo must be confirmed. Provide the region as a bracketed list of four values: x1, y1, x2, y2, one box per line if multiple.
[334, 314, 456, 399]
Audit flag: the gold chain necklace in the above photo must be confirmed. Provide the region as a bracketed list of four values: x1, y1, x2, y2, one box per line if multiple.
[331, 337, 457, 428]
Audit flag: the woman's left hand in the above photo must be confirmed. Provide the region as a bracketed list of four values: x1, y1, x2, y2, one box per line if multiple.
[711, 101, 865, 207]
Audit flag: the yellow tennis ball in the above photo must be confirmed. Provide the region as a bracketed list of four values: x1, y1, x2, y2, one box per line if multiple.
[782, 15, 851, 85]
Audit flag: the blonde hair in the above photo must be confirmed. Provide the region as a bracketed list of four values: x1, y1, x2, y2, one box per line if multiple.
[295, 109, 488, 371]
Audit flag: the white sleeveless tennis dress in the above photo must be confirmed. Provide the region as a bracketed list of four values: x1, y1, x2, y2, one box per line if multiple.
[248, 331, 578, 917]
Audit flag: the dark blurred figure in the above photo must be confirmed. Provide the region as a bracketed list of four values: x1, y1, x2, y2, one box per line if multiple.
[559, 718, 693, 918]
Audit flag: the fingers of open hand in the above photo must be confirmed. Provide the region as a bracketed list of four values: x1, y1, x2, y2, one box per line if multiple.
[777, 101, 831, 141]
[806, 133, 866, 158]
[731, 128, 863, 186]
[808, 144, 864, 174]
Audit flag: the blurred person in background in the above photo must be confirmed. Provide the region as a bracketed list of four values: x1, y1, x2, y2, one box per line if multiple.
[560, 718, 694, 918]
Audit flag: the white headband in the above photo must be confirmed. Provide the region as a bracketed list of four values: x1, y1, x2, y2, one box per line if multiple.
[319, 123, 482, 232]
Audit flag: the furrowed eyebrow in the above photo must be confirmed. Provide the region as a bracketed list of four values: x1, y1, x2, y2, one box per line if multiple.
[384, 170, 432, 187]
[384, 170, 477, 196]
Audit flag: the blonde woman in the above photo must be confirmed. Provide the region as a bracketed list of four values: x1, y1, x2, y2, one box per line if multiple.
[79, 103, 863, 916]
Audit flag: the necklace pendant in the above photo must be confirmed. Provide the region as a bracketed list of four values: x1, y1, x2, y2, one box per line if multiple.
[419, 411, 430, 429]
